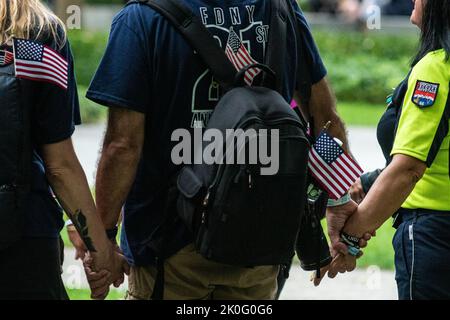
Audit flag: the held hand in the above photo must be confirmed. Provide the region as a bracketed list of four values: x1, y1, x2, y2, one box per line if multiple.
[83, 244, 130, 300]
[67, 225, 88, 260]
[110, 251, 131, 288]
[83, 252, 112, 300]
[107, 239, 129, 288]
[312, 252, 362, 286]
[326, 200, 358, 256]
[349, 178, 366, 204]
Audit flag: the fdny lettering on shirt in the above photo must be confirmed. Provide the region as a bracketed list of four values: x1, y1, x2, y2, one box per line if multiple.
[191, 5, 269, 128]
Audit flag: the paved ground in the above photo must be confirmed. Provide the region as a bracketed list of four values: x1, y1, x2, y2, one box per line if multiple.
[62, 248, 397, 300]
[68, 124, 396, 300]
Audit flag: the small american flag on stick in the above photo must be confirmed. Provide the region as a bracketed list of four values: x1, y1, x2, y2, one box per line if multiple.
[308, 131, 364, 200]
[13, 38, 68, 90]
[0, 49, 13, 66]
[225, 28, 261, 86]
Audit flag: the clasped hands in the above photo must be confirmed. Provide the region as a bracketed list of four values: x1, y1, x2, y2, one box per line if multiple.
[67, 228, 130, 300]
[313, 178, 373, 286]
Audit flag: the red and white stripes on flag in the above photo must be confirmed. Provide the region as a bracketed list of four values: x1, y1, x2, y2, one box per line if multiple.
[0, 49, 14, 66]
[308, 131, 364, 200]
[13, 38, 68, 90]
[225, 28, 261, 86]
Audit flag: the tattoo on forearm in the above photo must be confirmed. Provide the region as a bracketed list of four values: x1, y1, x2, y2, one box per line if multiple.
[70, 209, 97, 252]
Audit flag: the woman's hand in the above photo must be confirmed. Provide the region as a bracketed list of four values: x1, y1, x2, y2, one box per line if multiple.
[349, 178, 366, 204]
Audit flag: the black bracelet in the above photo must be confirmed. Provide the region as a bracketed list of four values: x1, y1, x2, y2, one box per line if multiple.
[340, 231, 360, 249]
[106, 226, 118, 240]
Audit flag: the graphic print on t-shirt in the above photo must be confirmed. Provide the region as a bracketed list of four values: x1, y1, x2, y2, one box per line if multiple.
[190, 5, 269, 128]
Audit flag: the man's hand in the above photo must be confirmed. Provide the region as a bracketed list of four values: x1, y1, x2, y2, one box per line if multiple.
[326, 200, 358, 256]
[67, 225, 87, 260]
[312, 252, 361, 286]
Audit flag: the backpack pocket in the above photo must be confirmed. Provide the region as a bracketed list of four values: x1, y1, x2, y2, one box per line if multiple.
[176, 167, 205, 233]
[198, 133, 310, 266]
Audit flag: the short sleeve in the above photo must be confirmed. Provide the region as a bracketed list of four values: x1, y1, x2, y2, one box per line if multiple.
[391, 53, 450, 167]
[291, 0, 327, 84]
[33, 40, 81, 145]
[86, 8, 152, 114]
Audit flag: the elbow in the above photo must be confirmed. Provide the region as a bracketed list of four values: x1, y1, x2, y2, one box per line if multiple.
[45, 159, 76, 185]
[103, 137, 142, 161]
[393, 154, 427, 184]
[408, 165, 426, 184]
[406, 159, 427, 183]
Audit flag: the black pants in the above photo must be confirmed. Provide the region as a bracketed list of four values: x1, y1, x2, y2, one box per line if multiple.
[394, 209, 450, 300]
[0, 237, 68, 300]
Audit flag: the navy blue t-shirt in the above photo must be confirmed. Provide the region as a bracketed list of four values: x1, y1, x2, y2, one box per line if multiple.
[87, 0, 327, 266]
[16, 37, 81, 238]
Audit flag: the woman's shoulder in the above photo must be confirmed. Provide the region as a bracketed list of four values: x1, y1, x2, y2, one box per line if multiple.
[412, 49, 450, 82]
[409, 49, 450, 86]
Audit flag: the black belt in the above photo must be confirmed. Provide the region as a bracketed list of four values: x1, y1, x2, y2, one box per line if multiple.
[393, 208, 450, 228]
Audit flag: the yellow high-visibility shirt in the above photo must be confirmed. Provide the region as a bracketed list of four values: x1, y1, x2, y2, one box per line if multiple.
[392, 49, 450, 211]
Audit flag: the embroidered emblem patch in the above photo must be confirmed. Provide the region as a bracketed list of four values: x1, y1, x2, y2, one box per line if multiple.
[412, 80, 439, 108]
[0, 49, 14, 66]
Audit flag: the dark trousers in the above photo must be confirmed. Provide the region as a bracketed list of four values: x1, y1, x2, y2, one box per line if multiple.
[393, 209, 450, 300]
[0, 237, 68, 300]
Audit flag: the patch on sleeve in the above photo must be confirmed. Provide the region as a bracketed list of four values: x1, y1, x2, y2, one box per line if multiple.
[412, 80, 440, 108]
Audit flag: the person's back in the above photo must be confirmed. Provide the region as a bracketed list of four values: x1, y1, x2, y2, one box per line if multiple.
[88, 0, 329, 299]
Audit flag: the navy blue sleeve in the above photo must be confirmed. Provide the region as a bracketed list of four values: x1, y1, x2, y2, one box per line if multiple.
[86, 6, 152, 114]
[291, 0, 327, 84]
[34, 40, 81, 145]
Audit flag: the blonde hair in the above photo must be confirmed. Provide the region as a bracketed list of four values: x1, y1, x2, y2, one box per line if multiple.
[0, 0, 66, 47]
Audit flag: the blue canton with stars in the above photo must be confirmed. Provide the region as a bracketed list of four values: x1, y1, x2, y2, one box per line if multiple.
[16, 39, 44, 61]
[314, 132, 344, 165]
[228, 29, 242, 53]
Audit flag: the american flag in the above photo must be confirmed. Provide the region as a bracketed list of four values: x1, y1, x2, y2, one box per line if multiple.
[308, 131, 364, 200]
[225, 28, 261, 86]
[0, 49, 13, 66]
[13, 38, 68, 90]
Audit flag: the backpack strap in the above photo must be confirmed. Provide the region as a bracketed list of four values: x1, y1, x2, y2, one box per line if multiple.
[295, 28, 313, 111]
[132, 0, 236, 91]
[263, 0, 288, 93]
[287, 2, 313, 113]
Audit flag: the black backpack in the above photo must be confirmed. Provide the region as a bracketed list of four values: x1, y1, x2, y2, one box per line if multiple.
[140, 0, 311, 266]
[0, 59, 32, 250]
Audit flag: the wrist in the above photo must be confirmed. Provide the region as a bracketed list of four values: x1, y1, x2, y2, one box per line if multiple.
[340, 231, 362, 257]
[343, 220, 364, 239]
[65, 219, 74, 227]
[327, 193, 351, 207]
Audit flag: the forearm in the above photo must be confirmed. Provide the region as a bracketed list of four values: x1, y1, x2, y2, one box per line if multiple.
[96, 142, 141, 229]
[344, 157, 423, 236]
[308, 78, 350, 152]
[46, 159, 109, 252]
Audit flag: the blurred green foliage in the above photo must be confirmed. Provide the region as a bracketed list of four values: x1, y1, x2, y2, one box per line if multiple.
[315, 30, 418, 104]
[69, 30, 108, 87]
[67, 288, 126, 300]
[68, 30, 108, 123]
